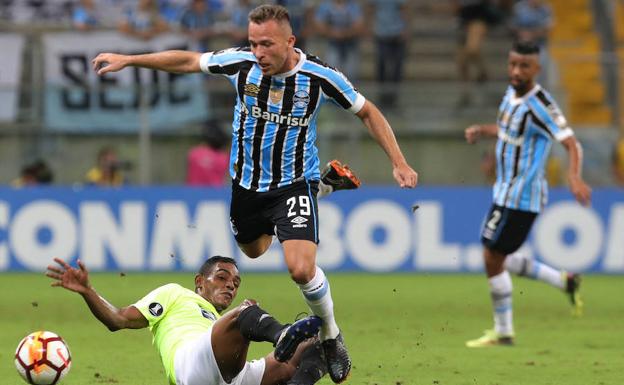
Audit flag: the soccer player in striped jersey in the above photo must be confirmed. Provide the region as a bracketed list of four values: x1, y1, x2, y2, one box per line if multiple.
[463, 41, 591, 348]
[92, 4, 418, 381]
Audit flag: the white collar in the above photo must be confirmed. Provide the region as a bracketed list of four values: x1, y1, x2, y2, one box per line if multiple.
[510, 84, 541, 105]
[272, 48, 306, 78]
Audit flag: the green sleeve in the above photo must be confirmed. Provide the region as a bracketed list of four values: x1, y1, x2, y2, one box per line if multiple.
[132, 284, 180, 327]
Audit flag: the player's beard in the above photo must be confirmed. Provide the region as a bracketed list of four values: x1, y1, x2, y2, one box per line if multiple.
[510, 78, 532, 96]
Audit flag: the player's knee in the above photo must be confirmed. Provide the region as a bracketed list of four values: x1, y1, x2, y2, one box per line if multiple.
[239, 243, 267, 259]
[287, 264, 314, 285]
[240, 247, 263, 259]
[238, 237, 272, 258]
[229, 299, 257, 317]
[484, 248, 505, 275]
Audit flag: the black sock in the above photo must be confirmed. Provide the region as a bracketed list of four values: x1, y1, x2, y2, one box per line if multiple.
[238, 305, 285, 344]
[287, 340, 327, 385]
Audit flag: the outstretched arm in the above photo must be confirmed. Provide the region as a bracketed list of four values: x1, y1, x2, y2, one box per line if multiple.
[46, 258, 148, 331]
[465, 123, 499, 144]
[356, 100, 418, 188]
[92, 50, 202, 76]
[561, 136, 592, 206]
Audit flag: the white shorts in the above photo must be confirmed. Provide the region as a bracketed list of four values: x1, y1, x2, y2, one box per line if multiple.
[174, 327, 266, 385]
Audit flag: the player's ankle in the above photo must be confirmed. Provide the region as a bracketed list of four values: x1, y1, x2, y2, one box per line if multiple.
[320, 323, 340, 341]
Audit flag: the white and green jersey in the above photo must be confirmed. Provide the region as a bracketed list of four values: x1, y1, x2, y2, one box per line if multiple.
[133, 283, 220, 384]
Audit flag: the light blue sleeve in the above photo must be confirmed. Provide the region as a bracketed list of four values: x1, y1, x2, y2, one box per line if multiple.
[198, 48, 255, 75]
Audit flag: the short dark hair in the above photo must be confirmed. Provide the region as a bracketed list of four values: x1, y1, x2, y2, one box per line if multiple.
[511, 40, 540, 55]
[198, 256, 237, 276]
[248, 4, 290, 25]
[21, 159, 54, 184]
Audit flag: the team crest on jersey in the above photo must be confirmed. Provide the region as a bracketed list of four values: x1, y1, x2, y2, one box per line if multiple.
[269, 88, 284, 104]
[244, 84, 260, 97]
[293, 90, 310, 108]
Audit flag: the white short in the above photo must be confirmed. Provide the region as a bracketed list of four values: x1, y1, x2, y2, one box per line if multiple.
[174, 327, 266, 385]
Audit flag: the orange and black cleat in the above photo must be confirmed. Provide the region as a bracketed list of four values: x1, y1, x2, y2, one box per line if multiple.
[321, 160, 361, 191]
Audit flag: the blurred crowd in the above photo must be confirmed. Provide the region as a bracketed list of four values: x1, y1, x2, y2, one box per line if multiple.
[0, 1, 548, 51]
[0, 0, 556, 102]
[11, 119, 232, 188]
[2, 0, 623, 187]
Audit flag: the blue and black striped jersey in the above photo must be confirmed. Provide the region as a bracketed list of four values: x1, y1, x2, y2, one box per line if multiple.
[199, 47, 365, 192]
[493, 85, 574, 213]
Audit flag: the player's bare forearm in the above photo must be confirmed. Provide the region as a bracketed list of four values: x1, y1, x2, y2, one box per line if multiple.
[357, 101, 405, 166]
[356, 100, 418, 187]
[80, 288, 147, 331]
[46, 258, 147, 331]
[562, 136, 583, 179]
[93, 50, 202, 75]
[465, 123, 498, 144]
[562, 136, 592, 205]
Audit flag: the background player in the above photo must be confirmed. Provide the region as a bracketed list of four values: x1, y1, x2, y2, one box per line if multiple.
[46, 256, 327, 385]
[464, 40, 591, 347]
[503, 250, 583, 316]
[91, 4, 418, 381]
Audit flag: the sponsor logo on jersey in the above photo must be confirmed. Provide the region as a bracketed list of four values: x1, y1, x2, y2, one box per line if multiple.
[244, 84, 260, 97]
[293, 90, 310, 108]
[291, 216, 308, 228]
[149, 302, 164, 317]
[241, 103, 310, 127]
[200, 307, 217, 321]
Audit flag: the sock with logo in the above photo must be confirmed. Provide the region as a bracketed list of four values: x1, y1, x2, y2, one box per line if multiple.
[317, 181, 334, 199]
[504, 252, 564, 289]
[489, 271, 514, 336]
[299, 266, 339, 341]
[238, 304, 285, 344]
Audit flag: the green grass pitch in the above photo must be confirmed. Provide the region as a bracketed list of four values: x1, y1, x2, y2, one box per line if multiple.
[2, 272, 622, 385]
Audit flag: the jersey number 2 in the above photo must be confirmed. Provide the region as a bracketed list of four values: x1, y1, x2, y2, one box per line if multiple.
[486, 209, 502, 230]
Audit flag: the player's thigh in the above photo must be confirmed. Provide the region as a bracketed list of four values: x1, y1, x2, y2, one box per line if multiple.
[269, 180, 319, 244]
[230, 183, 275, 244]
[235, 359, 266, 385]
[480, 205, 537, 255]
[174, 328, 222, 385]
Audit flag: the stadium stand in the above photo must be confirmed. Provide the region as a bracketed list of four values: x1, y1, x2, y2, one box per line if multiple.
[549, 0, 612, 125]
[0, 0, 620, 186]
[615, 0, 624, 128]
